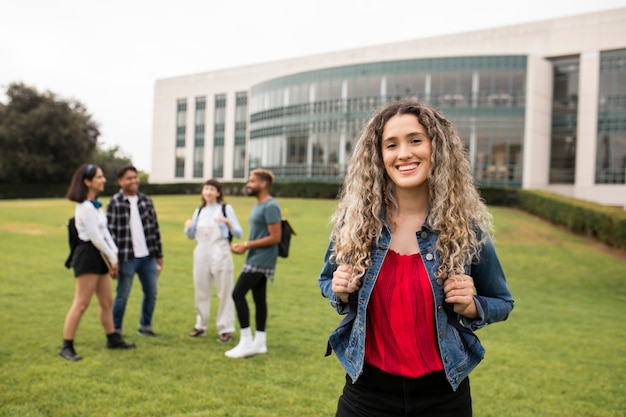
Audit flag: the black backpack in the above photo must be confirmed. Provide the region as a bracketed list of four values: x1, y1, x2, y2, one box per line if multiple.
[278, 218, 295, 258]
[64, 217, 79, 269]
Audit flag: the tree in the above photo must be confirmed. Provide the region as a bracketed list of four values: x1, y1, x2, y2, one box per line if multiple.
[0, 82, 100, 183]
[92, 144, 133, 181]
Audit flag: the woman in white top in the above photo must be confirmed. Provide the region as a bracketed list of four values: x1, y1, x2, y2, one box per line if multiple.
[60, 164, 136, 361]
[184, 179, 243, 342]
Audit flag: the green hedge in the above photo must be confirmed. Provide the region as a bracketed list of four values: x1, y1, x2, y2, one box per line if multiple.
[517, 189, 626, 250]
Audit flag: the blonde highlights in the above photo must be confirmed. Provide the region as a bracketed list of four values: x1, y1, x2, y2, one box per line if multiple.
[330, 101, 493, 279]
[250, 168, 275, 185]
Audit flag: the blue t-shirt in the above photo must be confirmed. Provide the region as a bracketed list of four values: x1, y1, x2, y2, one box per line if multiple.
[246, 198, 282, 268]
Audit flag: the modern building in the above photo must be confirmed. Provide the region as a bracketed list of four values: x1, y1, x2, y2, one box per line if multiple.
[151, 7, 626, 208]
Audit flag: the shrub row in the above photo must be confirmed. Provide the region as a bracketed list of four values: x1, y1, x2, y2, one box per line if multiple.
[517, 189, 626, 250]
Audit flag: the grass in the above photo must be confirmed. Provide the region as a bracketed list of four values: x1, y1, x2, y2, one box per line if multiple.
[0, 196, 625, 417]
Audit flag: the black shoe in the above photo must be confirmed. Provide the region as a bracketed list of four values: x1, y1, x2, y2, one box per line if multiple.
[138, 329, 158, 337]
[189, 328, 206, 338]
[59, 346, 82, 361]
[107, 333, 136, 349]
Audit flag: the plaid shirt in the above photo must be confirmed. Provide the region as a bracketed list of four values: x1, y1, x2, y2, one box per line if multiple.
[241, 263, 275, 281]
[106, 191, 163, 262]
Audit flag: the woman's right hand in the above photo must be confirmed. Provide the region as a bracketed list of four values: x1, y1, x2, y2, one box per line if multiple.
[184, 219, 193, 229]
[332, 264, 361, 303]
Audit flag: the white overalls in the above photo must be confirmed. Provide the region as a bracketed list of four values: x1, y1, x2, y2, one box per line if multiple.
[192, 207, 236, 334]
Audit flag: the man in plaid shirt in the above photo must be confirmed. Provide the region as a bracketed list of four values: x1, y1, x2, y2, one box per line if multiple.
[107, 165, 163, 337]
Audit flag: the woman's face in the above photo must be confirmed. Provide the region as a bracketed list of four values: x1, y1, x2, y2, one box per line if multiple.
[201, 185, 220, 204]
[381, 114, 432, 191]
[85, 168, 106, 195]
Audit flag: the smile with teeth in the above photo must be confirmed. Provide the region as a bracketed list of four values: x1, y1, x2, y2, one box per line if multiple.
[397, 163, 418, 172]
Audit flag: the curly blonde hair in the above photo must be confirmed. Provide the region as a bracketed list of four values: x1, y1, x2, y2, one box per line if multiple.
[331, 101, 493, 279]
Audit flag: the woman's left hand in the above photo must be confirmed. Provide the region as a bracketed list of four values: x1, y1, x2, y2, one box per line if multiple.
[443, 273, 478, 319]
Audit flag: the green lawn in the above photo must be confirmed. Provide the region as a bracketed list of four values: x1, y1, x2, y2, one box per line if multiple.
[0, 196, 624, 417]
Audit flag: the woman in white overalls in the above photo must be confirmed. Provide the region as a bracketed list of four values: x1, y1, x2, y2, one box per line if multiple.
[184, 179, 243, 342]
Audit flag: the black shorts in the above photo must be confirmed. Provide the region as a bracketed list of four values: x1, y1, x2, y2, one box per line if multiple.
[72, 241, 109, 277]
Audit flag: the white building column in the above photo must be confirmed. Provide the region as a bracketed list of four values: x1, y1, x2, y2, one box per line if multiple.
[522, 55, 553, 189]
[574, 50, 600, 197]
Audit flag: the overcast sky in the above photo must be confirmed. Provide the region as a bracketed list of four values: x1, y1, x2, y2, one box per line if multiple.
[2, 0, 625, 173]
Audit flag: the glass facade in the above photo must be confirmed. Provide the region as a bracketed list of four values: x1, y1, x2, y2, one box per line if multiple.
[248, 56, 527, 185]
[193, 97, 206, 178]
[213, 95, 226, 178]
[175, 99, 187, 178]
[596, 48, 626, 184]
[234, 92, 248, 179]
[549, 56, 579, 184]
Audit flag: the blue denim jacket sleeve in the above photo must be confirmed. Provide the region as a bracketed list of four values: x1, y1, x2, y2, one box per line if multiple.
[318, 240, 350, 315]
[459, 235, 514, 331]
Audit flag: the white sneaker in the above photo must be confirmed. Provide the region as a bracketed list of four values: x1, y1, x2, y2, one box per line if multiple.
[224, 339, 254, 358]
[250, 340, 267, 355]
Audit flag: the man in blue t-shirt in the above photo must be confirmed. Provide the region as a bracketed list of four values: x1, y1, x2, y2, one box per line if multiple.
[226, 169, 282, 358]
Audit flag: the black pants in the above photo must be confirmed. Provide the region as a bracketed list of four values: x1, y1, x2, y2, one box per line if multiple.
[232, 272, 267, 331]
[336, 364, 472, 417]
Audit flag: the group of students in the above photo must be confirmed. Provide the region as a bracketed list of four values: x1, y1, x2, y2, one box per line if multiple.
[61, 165, 280, 362]
[60, 100, 514, 417]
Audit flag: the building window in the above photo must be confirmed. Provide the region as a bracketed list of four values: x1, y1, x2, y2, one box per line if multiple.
[213, 94, 226, 178]
[193, 97, 205, 178]
[549, 56, 579, 184]
[193, 147, 203, 178]
[248, 56, 526, 185]
[234, 92, 248, 178]
[194, 97, 206, 147]
[596, 48, 626, 184]
[176, 99, 187, 148]
[175, 148, 185, 178]
[175, 99, 187, 178]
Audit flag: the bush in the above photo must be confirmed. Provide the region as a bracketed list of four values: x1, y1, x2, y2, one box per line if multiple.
[517, 189, 626, 250]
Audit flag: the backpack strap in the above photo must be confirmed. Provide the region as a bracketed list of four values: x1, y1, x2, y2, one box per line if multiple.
[222, 204, 233, 242]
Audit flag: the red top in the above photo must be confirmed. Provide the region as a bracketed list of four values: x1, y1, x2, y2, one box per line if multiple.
[365, 249, 444, 378]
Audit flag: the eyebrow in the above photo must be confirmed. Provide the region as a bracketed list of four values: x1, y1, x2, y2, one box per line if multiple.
[382, 131, 429, 142]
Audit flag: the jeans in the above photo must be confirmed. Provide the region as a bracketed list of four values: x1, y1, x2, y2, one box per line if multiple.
[113, 256, 158, 332]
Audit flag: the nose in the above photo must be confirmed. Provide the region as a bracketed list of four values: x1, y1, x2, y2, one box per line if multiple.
[397, 143, 412, 160]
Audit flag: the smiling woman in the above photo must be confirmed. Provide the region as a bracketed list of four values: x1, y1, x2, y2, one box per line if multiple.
[59, 163, 136, 361]
[318, 101, 514, 417]
[381, 114, 432, 194]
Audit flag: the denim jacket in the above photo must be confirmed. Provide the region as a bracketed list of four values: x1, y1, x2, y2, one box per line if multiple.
[318, 211, 514, 391]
